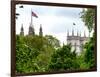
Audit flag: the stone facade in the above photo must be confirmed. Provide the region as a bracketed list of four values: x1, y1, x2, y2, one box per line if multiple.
[20, 23, 43, 37]
[67, 30, 88, 54]
[28, 23, 35, 36]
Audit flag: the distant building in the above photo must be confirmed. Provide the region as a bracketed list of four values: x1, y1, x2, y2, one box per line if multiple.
[20, 23, 43, 37]
[39, 24, 43, 37]
[20, 24, 24, 36]
[28, 23, 35, 36]
[67, 30, 89, 54]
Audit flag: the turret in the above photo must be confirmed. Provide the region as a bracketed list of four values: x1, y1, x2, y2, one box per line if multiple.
[72, 29, 74, 36]
[84, 31, 86, 37]
[80, 31, 81, 37]
[77, 30, 79, 36]
[20, 24, 24, 36]
[67, 30, 69, 36]
[39, 24, 43, 37]
[28, 23, 35, 35]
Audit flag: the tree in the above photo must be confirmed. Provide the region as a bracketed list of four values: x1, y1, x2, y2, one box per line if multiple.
[45, 35, 60, 48]
[80, 8, 95, 35]
[16, 35, 40, 73]
[77, 33, 95, 70]
[24, 35, 44, 51]
[80, 8, 96, 69]
[84, 33, 95, 69]
[16, 34, 60, 73]
[47, 44, 80, 71]
[77, 48, 89, 70]
[34, 35, 58, 72]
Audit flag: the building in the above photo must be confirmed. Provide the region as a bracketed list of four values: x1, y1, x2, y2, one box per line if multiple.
[20, 23, 43, 37]
[20, 11, 43, 36]
[28, 23, 35, 36]
[67, 30, 89, 54]
[20, 24, 24, 36]
[39, 24, 43, 37]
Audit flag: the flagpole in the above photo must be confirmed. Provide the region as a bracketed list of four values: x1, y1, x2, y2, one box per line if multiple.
[31, 8, 33, 25]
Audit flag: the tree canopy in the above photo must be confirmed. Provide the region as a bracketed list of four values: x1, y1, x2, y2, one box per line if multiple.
[47, 44, 80, 71]
[80, 8, 95, 33]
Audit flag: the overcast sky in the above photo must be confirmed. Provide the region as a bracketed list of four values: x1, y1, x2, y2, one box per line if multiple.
[16, 4, 90, 45]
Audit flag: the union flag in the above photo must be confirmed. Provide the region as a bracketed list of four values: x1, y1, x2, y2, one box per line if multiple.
[32, 11, 38, 18]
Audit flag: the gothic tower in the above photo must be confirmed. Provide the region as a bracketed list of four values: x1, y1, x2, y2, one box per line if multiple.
[28, 24, 35, 35]
[39, 24, 43, 37]
[80, 31, 81, 37]
[84, 31, 86, 37]
[77, 30, 79, 36]
[67, 30, 69, 36]
[20, 24, 24, 36]
[72, 29, 74, 36]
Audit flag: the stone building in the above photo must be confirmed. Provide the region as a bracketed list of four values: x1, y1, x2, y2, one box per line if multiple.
[67, 30, 89, 54]
[28, 23, 35, 36]
[20, 23, 43, 37]
[20, 24, 24, 36]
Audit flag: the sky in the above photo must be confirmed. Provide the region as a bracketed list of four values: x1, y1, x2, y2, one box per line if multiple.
[16, 4, 90, 45]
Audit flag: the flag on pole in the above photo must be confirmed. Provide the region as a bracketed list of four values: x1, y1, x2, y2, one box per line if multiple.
[73, 23, 76, 25]
[32, 11, 38, 18]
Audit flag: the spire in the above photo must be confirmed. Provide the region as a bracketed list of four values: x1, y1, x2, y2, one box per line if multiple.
[21, 24, 24, 31]
[84, 31, 86, 37]
[77, 30, 79, 36]
[20, 24, 24, 36]
[28, 24, 35, 35]
[72, 29, 74, 36]
[80, 31, 81, 37]
[39, 24, 43, 37]
[67, 30, 69, 36]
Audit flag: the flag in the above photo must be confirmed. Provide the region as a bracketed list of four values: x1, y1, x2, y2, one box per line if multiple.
[73, 23, 76, 25]
[32, 11, 38, 18]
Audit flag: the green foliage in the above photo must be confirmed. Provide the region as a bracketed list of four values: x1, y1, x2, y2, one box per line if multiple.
[16, 35, 40, 73]
[77, 51, 89, 70]
[24, 35, 43, 51]
[84, 34, 95, 68]
[45, 35, 60, 48]
[47, 44, 80, 71]
[16, 34, 59, 73]
[79, 8, 96, 69]
[77, 33, 95, 69]
[16, 33, 95, 73]
[80, 8, 95, 33]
